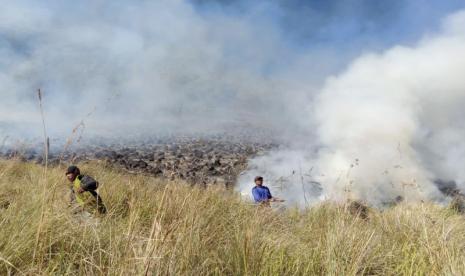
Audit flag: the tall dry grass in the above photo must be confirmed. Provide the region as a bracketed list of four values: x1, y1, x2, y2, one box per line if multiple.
[1, 159, 465, 275]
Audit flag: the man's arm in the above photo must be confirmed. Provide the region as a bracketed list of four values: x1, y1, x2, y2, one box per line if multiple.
[266, 187, 285, 202]
[266, 187, 273, 200]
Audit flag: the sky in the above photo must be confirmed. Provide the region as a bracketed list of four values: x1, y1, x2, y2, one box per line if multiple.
[195, 0, 465, 48]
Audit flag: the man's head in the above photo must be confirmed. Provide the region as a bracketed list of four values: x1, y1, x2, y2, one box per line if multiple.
[254, 176, 263, 186]
[66, 165, 80, 182]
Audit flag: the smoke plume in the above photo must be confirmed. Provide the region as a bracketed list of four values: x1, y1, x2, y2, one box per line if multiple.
[0, 0, 317, 141]
[238, 10, 465, 207]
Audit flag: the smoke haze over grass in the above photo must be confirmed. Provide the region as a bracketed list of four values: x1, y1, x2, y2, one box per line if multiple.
[239, 10, 465, 207]
[2, 1, 465, 205]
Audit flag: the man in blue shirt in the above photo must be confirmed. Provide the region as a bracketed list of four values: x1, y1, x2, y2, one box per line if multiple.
[252, 176, 284, 205]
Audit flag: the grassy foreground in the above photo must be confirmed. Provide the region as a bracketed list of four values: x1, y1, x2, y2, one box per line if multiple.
[1, 160, 465, 275]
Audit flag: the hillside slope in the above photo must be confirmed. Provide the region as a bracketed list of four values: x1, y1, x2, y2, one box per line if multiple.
[1, 160, 465, 275]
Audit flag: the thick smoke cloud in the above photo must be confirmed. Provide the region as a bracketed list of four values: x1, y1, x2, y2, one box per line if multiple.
[0, 0, 314, 140]
[239, 10, 465, 207]
[2, 1, 465, 206]
[1, 0, 460, 141]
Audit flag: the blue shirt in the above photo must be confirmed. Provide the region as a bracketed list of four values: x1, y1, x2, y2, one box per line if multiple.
[252, 186, 272, 203]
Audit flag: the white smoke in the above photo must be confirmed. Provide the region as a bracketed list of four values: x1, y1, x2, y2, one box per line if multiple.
[238, 10, 465, 207]
[3, 1, 465, 206]
[0, 0, 317, 140]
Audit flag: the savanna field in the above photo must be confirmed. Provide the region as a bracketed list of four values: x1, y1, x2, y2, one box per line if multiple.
[0, 159, 464, 275]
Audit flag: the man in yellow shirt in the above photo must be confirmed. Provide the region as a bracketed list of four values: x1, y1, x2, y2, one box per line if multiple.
[66, 165, 106, 215]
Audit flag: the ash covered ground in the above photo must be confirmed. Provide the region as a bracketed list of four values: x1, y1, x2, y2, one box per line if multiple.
[0, 133, 277, 187]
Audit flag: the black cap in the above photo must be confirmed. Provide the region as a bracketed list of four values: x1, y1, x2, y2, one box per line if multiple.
[66, 165, 79, 175]
[254, 176, 263, 182]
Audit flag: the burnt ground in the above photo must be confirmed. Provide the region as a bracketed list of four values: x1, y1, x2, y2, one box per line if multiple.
[0, 135, 276, 187]
[2, 134, 463, 205]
